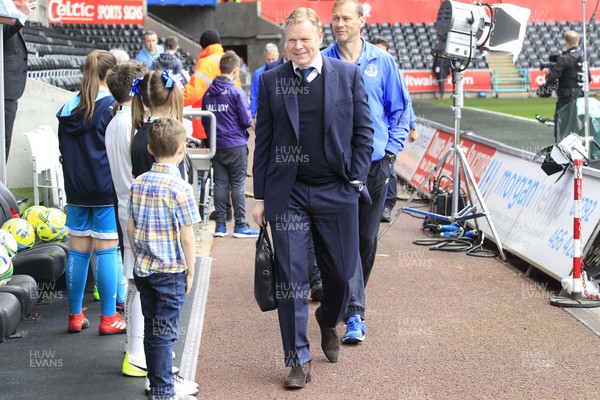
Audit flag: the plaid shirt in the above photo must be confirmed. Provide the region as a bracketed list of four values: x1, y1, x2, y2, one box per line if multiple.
[129, 163, 200, 277]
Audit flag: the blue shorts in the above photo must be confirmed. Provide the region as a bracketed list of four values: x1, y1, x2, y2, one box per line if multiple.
[65, 205, 118, 239]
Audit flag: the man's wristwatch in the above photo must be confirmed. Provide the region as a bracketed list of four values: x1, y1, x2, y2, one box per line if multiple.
[350, 180, 364, 192]
[383, 151, 396, 164]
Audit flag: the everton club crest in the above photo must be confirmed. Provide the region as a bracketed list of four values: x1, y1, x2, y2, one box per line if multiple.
[365, 63, 378, 78]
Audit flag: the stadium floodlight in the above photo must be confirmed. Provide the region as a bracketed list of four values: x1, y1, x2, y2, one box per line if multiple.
[433, 0, 531, 64]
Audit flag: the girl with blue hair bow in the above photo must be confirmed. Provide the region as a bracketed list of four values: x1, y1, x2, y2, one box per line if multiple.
[130, 69, 186, 178]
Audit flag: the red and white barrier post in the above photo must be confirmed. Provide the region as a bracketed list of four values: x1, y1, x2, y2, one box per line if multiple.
[572, 158, 583, 300]
[551, 156, 600, 307]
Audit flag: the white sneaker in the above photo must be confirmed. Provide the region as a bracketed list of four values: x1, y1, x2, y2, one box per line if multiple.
[174, 374, 200, 391]
[145, 375, 199, 396]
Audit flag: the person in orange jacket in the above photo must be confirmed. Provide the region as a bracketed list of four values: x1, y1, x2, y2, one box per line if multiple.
[184, 29, 242, 141]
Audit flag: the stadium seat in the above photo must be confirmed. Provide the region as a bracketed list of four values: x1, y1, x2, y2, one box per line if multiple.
[22, 126, 65, 210]
[12, 243, 69, 283]
[0, 292, 21, 343]
[0, 275, 38, 318]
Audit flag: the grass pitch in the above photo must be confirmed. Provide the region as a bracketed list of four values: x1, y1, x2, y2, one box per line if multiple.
[420, 97, 557, 120]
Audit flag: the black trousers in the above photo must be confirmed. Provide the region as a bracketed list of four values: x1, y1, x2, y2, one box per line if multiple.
[384, 166, 397, 210]
[4, 99, 18, 159]
[359, 158, 392, 286]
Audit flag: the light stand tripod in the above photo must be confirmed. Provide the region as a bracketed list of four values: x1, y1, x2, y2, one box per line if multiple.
[402, 68, 506, 260]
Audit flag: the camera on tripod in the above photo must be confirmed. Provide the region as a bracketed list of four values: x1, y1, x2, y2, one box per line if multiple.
[539, 53, 560, 70]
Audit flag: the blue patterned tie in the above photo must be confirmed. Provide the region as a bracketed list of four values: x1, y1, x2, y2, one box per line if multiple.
[297, 67, 314, 83]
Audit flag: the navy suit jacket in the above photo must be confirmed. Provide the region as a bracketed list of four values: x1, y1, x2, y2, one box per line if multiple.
[3, 21, 28, 100]
[253, 57, 374, 220]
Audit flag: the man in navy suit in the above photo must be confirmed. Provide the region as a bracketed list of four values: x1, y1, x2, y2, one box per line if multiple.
[3, 0, 37, 159]
[253, 7, 373, 389]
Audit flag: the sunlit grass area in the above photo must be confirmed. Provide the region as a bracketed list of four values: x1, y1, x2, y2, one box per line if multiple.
[419, 97, 557, 120]
[10, 187, 36, 215]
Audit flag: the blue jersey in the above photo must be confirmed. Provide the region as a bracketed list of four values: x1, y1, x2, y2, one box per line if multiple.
[323, 40, 408, 161]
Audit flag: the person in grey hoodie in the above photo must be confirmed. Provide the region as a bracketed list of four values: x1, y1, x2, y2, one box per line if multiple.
[201, 51, 258, 238]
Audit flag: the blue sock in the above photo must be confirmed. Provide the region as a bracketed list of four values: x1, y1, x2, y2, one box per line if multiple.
[66, 249, 92, 315]
[95, 246, 118, 316]
[116, 252, 127, 305]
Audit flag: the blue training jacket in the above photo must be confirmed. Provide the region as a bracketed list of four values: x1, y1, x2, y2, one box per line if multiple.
[399, 71, 416, 129]
[322, 40, 408, 160]
[57, 90, 115, 206]
[250, 64, 266, 119]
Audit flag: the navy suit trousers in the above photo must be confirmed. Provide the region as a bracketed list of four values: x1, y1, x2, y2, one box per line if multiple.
[269, 179, 359, 367]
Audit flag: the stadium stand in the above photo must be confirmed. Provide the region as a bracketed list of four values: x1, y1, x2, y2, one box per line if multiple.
[23, 23, 196, 92]
[322, 19, 600, 71]
[519, 20, 600, 69]
[322, 21, 487, 70]
[20, 17, 600, 92]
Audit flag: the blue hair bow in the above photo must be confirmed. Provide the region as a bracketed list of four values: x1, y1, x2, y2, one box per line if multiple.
[162, 69, 185, 91]
[129, 77, 143, 97]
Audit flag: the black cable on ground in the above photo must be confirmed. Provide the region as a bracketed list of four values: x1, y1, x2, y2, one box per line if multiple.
[465, 232, 499, 258]
[430, 237, 474, 252]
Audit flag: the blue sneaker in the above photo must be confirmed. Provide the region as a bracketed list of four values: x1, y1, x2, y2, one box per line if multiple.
[342, 315, 366, 344]
[214, 224, 227, 237]
[233, 224, 260, 238]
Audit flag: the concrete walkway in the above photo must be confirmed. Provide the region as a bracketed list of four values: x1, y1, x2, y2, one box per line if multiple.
[194, 196, 599, 399]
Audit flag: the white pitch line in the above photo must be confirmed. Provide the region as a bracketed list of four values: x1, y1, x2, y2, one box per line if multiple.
[462, 106, 541, 124]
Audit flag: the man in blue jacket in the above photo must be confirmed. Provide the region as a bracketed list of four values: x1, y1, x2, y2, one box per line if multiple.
[250, 43, 280, 125]
[372, 36, 419, 222]
[322, 0, 409, 344]
[202, 51, 259, 238]
[135, 31, 164, 68]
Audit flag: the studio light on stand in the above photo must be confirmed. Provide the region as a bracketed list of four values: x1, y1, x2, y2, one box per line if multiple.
[402, 0, 531, 260]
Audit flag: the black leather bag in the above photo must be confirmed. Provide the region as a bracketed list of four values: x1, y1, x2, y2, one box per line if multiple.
[254, 226, 277, 312]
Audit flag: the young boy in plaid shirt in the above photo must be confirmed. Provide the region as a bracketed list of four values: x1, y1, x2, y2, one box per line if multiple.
[127, 118, 200, 400]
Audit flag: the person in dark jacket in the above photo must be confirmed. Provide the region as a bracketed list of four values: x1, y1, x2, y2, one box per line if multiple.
[151, 36, 190, 84]
[536, 30, 586, 142]
[202, 51, 258, 238]
[57, 50, 126, 335]
[3, 0, 37, 159]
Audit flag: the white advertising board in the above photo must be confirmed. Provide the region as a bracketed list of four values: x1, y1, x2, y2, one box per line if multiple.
[477, 150, 600, 280]
[395, 123, 437, 182]
[397, 121, 600, 281]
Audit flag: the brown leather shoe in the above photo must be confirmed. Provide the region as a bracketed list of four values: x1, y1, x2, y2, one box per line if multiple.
[315, 307, 340, 363]
[284, 361, 312, 389]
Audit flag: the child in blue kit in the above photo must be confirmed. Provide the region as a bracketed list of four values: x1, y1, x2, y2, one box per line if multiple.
[57, 50, 126, 335]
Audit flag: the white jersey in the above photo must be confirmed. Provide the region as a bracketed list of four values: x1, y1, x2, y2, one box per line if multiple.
[105, 107, 135, 277]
